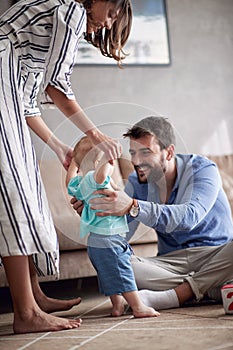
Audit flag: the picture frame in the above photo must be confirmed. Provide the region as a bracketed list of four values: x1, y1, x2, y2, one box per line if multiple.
[76, 0, 170, 66]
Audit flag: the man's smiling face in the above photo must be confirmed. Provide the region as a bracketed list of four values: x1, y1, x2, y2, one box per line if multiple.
[129, 135, 168, 184]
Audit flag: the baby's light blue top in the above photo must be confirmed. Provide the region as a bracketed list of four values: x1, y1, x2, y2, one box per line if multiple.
[68, 171, 129, 238]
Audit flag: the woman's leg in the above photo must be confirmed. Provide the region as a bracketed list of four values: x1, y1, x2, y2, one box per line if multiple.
[3, 255, 82, 334]
[28, 257, 81, 313]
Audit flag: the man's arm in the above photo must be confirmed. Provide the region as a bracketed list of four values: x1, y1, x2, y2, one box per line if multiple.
[90, 162, 222, 233]
[90, 188, 133, 216]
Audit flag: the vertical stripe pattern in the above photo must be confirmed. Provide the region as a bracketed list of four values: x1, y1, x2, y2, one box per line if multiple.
[0, 0, 86, 276]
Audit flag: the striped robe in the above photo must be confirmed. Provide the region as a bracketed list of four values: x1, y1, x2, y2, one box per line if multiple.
[0, 0, 86, 276]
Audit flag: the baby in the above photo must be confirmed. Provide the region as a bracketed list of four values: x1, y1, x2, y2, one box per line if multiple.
[66, 136, 159, 318]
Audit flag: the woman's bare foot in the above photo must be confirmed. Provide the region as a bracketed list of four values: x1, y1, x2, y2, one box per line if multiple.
[29, 262, 81, 313]
[133, 305, 160, 318]
[13, 308, 82, 334]
[35, 294, 82, 313]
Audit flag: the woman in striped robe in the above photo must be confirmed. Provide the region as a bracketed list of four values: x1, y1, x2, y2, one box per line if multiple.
[0, 0, 132, 333]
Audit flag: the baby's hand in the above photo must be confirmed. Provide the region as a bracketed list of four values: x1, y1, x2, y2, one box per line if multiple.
[66, 158, 79, 187]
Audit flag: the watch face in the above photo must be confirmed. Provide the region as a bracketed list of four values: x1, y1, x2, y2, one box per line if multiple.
[130, 206, 139, 218]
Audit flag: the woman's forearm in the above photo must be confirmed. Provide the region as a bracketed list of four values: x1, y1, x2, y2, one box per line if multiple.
[26, 115, 73, 169]
[45, 84, 122, 161]
[26, 115, 63, 152]
[45, 85, 98, 136]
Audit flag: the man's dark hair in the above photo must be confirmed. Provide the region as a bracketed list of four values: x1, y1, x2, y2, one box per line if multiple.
[123, 116, 176, 149]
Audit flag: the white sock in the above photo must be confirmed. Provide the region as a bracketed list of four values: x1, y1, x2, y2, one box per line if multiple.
[138, 289, 180, 310]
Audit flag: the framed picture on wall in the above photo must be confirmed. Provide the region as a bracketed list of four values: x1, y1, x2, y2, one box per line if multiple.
[76, 0, 170, 66]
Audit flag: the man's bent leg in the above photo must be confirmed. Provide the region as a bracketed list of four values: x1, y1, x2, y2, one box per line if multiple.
[174, 282, 194, 305]
[132, 243, 233, 302]
[186, 242, 233, 301]
[131, 254, 189, 291]
[131, 255, 196, 309]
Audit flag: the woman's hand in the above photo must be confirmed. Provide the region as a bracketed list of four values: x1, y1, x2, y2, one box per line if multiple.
[87, 129, 122, 163]
[89, 188, 133, 216]
[45, 87, 122, 162]
[25, 115, 73, 170]
[55, 143, 73, 171]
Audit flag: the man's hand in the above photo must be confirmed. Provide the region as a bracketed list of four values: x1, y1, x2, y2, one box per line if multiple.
[89, 189, 133, 216]
[70, 197, 84, 216]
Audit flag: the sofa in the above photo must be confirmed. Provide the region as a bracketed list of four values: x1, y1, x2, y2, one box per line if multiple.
[0, 153, 233, 287]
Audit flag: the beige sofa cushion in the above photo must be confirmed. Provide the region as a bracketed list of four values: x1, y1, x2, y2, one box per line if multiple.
[118, 156, 134, 183]
[207, 154, 233, 215]
[40, 159, 83, 249]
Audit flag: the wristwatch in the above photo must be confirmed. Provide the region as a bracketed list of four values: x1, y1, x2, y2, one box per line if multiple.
[129, 199, 140, 218]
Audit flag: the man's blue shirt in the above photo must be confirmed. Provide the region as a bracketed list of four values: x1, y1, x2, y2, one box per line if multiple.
[125, 154, 233, 255]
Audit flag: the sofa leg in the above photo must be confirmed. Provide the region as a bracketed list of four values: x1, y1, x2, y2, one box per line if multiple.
[76, 279, 83, 291]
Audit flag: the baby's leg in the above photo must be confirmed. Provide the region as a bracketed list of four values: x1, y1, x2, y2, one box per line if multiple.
[110, 294, 125, 317]
[123, 291, 160, 318]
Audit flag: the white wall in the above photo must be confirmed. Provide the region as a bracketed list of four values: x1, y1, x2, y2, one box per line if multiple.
[1, 1, 11, 15]
[2, 0, 233, 158]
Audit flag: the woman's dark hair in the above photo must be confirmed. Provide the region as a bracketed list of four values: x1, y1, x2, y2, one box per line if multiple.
[81, 0, 133, 65]
[123, 116, 176, 149]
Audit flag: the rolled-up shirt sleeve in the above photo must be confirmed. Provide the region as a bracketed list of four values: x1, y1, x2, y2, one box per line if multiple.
[40, 2, 86, 107]
[23, 71, 43, 117]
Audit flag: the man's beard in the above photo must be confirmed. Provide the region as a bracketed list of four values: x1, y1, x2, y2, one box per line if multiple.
[149, 166, 166, 183]
[134, 161, 166, 184]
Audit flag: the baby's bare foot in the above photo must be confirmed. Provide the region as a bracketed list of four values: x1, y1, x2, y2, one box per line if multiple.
[13, 309, 82, 334]
[110, 294, 126, 317]
[133, 306, 160, 318]
[111, 302, 125, 317]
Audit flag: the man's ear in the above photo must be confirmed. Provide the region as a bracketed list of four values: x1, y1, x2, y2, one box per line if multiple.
[166, 144, 175, 160]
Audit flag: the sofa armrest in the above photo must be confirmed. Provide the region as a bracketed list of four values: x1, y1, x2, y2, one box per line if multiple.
[207, 154, 233, 215]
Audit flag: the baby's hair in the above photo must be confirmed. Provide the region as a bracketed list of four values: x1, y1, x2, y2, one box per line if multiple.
[73, 136, 102, 168]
